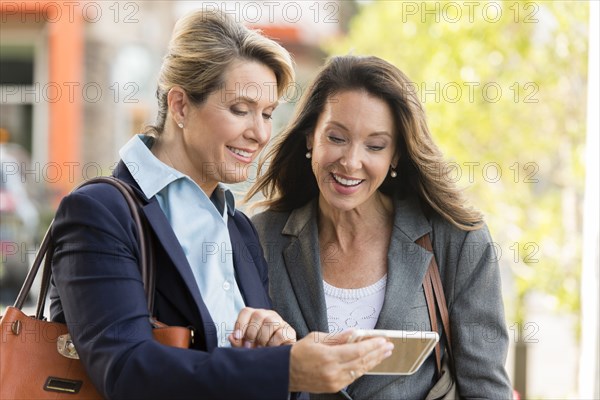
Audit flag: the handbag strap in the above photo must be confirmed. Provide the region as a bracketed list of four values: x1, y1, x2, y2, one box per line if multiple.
[13, 177, 157, 320]
[416, 233, 453, 376]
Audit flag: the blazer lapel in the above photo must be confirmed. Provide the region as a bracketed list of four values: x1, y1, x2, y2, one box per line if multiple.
[141, 201, 218, 351]
[279, 196, 434, 333]
[375, 197, 433, 330]
[282, 201, 329, 333]
[113, 162, 218, 351]
[227, 218, 271, 308]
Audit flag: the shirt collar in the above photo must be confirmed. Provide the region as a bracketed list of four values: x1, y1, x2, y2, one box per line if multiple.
[119, 134, 182, 199]
[119, 134, 236, 216]
[211, 184, 236, 217]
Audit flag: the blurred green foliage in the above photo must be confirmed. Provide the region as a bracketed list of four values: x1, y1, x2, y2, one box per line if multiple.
[325, 1, 589, 331]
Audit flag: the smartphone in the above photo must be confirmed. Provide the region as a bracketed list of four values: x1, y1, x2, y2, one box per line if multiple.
[347, 329, 439, 375]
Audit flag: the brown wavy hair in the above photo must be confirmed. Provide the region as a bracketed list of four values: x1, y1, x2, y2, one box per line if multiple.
[246, 55, 483, 230]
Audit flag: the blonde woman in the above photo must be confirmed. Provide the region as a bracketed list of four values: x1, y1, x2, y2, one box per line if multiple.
[249, 55, 513, 399]
[49, 13, 392, 399]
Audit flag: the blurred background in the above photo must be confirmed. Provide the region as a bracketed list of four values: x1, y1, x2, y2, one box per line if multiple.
[1, 1, 597, 398]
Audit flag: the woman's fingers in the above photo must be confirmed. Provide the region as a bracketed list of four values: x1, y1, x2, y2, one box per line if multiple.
[250, 312, 295, 347]
[339, 336, 394, 379]
[228, 307, 295, 348]
[266, 323, 297, 346]
[325, 329, 355, 345]
[228, 307, 254, 347]
[288, 332, 394, 393]
[314, 330, 394, 365]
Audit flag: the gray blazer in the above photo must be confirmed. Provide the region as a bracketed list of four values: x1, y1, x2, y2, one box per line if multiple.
[252, 196, 513, 400]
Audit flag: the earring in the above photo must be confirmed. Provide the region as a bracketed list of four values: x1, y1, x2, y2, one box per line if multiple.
[178, 122, 184, 129]
[390, 167, 397, 178]
[305, 151, 312, 159]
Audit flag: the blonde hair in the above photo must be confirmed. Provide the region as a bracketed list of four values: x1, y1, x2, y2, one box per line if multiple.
[246, 55, 483, 231]
[145, 10, 294, 136]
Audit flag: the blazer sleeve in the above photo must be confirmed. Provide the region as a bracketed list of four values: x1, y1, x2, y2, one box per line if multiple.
[50, 184, 290, 400]
[448, 225, 513, 399]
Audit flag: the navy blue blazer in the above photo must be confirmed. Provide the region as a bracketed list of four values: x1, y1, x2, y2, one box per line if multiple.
[49, 161, 291, 399]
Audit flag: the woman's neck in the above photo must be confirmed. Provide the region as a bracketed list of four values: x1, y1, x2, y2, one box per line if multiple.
[150, 129, 218, 197]
[317, 192, 394, 250]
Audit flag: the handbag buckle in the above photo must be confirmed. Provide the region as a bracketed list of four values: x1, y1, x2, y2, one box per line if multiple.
[57, 334, 80, 359]
[44, 376, 83, 394]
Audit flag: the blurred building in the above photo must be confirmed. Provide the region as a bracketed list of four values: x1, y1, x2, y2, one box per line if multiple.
[1, 1, 351, 203]
[1, 1, 175, 203]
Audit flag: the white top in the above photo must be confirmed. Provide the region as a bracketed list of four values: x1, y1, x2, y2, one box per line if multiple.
[323, 274, 387, 334]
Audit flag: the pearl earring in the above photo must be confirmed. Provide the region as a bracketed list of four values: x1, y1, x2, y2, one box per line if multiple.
[178, 122, 184, 129]
[390, 167, 397, 178]
[305, 151, 312, 159]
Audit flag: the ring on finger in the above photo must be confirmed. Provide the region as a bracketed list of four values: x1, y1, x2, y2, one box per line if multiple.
[349, 370, 356, 380]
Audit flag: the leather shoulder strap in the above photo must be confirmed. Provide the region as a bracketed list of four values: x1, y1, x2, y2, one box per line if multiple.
[15, 177, 157, 319]
[416, 233, 453, 374]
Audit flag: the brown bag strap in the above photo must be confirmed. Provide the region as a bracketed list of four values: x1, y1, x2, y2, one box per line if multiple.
[422, 266, 441, 372]
[14, 177, 157, 317]
[416, 233, 453, 375]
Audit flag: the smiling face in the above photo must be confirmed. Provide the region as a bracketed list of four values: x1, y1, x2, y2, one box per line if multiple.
[171, 60, 278, 193]
[308, 90, 398, 213]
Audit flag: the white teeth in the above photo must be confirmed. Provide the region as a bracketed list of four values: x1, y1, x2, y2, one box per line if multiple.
[332, 173, 362, 186]
[228, 147, 251, 158]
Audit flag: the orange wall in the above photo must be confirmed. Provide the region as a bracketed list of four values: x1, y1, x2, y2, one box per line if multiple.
[1, 0, 83, 202]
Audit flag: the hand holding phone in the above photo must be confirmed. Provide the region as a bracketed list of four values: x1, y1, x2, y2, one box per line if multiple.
[347, 329, 439, 375]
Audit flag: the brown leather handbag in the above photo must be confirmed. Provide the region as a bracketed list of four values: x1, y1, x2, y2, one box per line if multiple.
[0, 177, 192, 399]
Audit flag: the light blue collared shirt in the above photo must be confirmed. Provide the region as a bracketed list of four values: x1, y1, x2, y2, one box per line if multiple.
[119, 134, 246, 347]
